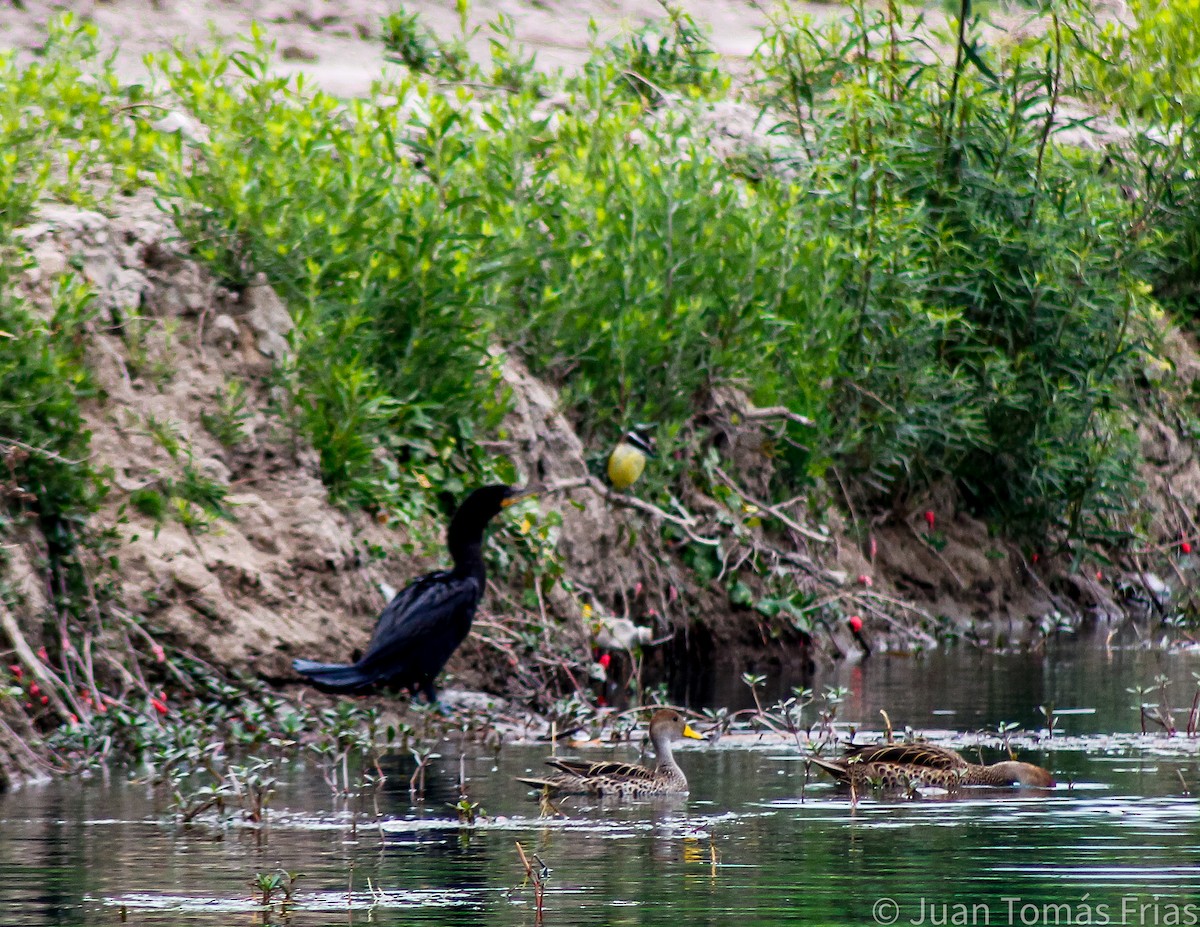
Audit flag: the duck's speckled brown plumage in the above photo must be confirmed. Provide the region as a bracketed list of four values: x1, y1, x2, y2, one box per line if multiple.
[810, 743, 1055, 790]
[517, 709, 703, 798]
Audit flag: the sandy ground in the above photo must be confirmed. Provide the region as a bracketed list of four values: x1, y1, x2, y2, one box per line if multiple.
[0, 0, 844, 95]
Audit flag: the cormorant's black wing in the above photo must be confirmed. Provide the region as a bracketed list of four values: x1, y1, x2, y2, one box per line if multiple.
[364, 570, 455, 652]
[356, 570, 483, 684]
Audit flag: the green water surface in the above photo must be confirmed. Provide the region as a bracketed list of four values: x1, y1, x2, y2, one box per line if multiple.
[2, 642, 1199, 926]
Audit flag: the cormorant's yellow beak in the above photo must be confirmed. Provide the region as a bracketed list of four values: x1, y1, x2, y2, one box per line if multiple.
[607, 441, 648, 491]
[501, 489, 536, 508]
[682, 723, 704, 740]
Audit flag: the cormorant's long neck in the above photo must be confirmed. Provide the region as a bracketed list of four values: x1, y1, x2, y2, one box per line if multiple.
[447, 518, 487, 579]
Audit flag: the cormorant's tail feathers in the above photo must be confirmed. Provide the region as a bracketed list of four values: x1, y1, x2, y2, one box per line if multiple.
[292, 658, 374, 693]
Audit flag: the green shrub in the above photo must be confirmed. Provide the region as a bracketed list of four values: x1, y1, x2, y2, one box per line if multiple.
[599, 5, 728, 103]
[0, 16, 159, 222]
[0, 272, 101, 556]
[755, 0, 1153, 539]
[473, 93, 845, 471]
[151, 36, 505, 506]
[381, 7, 469, 81]
[1082, 0, 1200, 306]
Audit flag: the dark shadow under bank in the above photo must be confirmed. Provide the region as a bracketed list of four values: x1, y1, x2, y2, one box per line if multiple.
[648, 624, 1197, 734]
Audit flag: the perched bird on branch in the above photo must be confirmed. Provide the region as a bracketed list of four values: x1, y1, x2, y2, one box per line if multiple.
[292, 484, 530, 704]
[517, 709, 704, 797]
[607, 431, 654, 491]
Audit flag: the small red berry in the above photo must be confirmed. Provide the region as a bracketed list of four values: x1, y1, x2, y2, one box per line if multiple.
[857, 574, 874, 587]
[150, 697, 169, 716]
[70, 714, 79, 724]
[151, 644, 166, 663]
[37, 646, 48, 662]
[24, 701, 33, 710]
[40, 695, 48, 706]
[1032, 553, 1040, 563]
[848, 615, 864, 634]
[29, 683, 40, 696]
[598, 653, 612, 670]
[924, 510, 936, 529]
[1095, 571, 1103, 581]
[1182, 541, 1193, 554]
[9, 664, 21, 678]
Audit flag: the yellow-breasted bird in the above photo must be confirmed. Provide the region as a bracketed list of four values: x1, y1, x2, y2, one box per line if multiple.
[607, 431, 654, 491]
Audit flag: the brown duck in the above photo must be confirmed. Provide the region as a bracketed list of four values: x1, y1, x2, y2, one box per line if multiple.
[516, 709, 704, 797]
[809, 742, 1055, 790]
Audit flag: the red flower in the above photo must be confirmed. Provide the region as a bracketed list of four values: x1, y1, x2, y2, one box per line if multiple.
[924, 510, 936, 529]
[598, 653, 612, 670]
[848, 615, 864, 633]
[8, 664, 21, 678]
[29, 683, 40, 697]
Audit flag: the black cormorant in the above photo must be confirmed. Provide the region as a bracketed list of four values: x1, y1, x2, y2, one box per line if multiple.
[292, 484, 528, 702]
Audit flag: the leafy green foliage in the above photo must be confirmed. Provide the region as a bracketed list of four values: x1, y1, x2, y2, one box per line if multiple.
[381, 7, 469, 81]
[1082, 0, 1200, 306]
[151, 33, 506, 506]
[200, 380, 251, 448]
[754, 0, 1151, 540]
[0, 273, 100, 534]
[600, 5, 728, 102]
